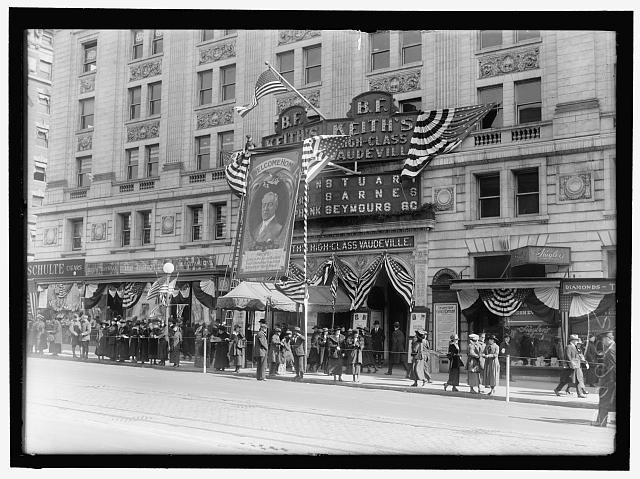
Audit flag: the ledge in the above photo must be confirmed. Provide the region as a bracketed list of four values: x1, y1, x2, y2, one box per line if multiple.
[110, 245, 156, 254]
[366, 63, 422, 78]
[475, 37, 542, 56]
[463, 214, 549, 229]
[180, 242, 213, 249]
[92, 172, 115, 182]
[60, 251, 86, 258]
[46, 179, 69, 189]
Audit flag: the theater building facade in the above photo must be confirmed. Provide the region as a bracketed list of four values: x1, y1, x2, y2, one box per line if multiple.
[32, 30, 615, 366]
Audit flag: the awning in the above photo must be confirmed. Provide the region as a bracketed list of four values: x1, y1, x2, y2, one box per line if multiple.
[217, 282, 298, 312]
[307, 286, 351, 313]
[450, 278, 561, 290]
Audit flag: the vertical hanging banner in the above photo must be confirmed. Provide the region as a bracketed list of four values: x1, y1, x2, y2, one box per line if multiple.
[238, 146, 302, 278]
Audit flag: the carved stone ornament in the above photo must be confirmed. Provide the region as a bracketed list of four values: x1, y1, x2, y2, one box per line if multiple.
[276, 89, 320, 113]
[196, 106, 234, 130]
[277, 30, 321, 45]
[559, 173, 592, 201]
[479, 47, 539, 79]
[369, 69, 421, 94]
[161, 215, 174, 235]
[91, 223, 106, 241]
[127, 121, 160, 142]
[129, 59, 162, 81]
[43, 227, 57, 245]
[79, 75, 96, 94]
[198, 40, 236, 65]
[433, 186, 455, 211]
[77, 134, 92, 152]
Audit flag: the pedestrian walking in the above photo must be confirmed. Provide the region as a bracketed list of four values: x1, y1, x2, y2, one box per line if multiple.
[268, 327, 283, 376]
[291, 327, 306, 381]
[385, 321, 410, 377]
[592, 332, 616, 427]
[565, 338, 589, 396]
[361, 327, 378, 373]
[253, 324, 269, 381]
[327, 329, 344, 381]
[80, 314, 91, 359]
[169, 323, 182, 367]
[553, 334, 586, 398]
[409, 330, 429, 387]
[421, 335, 433, 383]
[229, 325, 246, 372]
[499, 334, 515, 382]
[349, 328, 364, 383]
[69, 314, 82, 358]
[371, 320, 385, 367]
[307, 325, 320, 372]
[466, 334, 482, 394]
[482, 335, 500, 395]
[213, 325, 230, 371]
[443, 334, 463, 392]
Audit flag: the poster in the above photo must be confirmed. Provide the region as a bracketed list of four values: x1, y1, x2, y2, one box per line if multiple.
[434, 303, 458, 353]
[353, 312, 368, 329]
[409, 312, 426, 336]
[238, 147, 302, 278]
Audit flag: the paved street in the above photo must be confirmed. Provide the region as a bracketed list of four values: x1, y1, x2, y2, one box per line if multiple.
[23, 357, 614, 455]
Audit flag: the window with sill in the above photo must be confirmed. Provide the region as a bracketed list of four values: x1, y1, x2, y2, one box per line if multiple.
[401, 30, 422, 64]
[83, 40, 97, 73]
[399, 98, 421, 113]
[76, 156, 92, 187]
[140, 210, 152, 245]
[478, 85, 503, 129]
[515, 78, 541, 124]
[212, 203, 227, 240]
[304, 45, 321, 84]
[129, 86, 141, 120]
[278, 50, 294, 85]
[480, 30, 502, 49]
[515, 168, 539, 215]
[477, 173, 500, 218]
[39, 60, 52, 80]
[39, 93, 50, 114]
[202, 30, 214, 42]
[370, 31, 390, 71]
[126, 148, 139, 180]
[34, 166, 46, 182]
[516, 30, 540, 42]
[190, 205, 203, 242]
[217, 131, 234, 167]
[36, 128, 48, 148]
[148, 82, 162, 116]
[71, 219, 83, 251]
[79, 98, 94, 130]
[120, 213, 131, 247]
[152, 30, 163, 55]
[220, 64, 236, 102]
[132, 30, 144, 60]
[196, 135, 210, 170]
[198, 70, 213, 106]
[145, 144, 159, 177]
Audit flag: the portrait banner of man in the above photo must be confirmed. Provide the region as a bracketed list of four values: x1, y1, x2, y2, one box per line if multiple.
[238, 146, 302, 279]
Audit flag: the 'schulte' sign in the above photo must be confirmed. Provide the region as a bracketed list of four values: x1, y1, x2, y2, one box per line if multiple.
[296, 172, 420, 219]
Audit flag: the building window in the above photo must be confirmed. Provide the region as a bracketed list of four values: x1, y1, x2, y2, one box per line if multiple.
[478, 173, 500, 218]
[213, 203, 227, 240]
[148, 82, 162, 116]
[478, 85, 503, 129]
[79, 98, 94, 130]
[71, 219, 83, 251]
[39, 60, 52, 80]
[480, 30, 502, 49]
[77, 156, 92, 187]
[42, 31, 53, 46]
[36, 128, 48, 148]
[201, 30, 214, 42]
[197, 70, 213, 105]
[515, 78, 541, 124]
[120, 213, 131, 247]
[190, 206, 203, 242]
[304, 45, 321, 84]
[399, 98, 421, 113]
[515, 168, 539, 215]
[370, 31, 390, 71]
[475, 255, 510, 279]
[152, 30, 163, 55]
[220, 65, 236, 102]
[83, 41, 97, 72]
[34, 166, 46, 182]
[126, 148, 138, 180]
[132, 30, 144, 59]
[218, 131, 234, 167]
[516, 30, 540, 42]
[145, 144, 159, 177]
[196, 135, 210, 170]
[140, 211, 152, 245]
[277, 50, 294, 85]
[38, 93, 50, 114]
[128, 86, 141, 120]
[401, 30, 422, 64]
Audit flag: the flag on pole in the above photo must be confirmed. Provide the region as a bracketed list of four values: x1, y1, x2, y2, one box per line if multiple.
[224, 150, 251, 197]
[301, 135, 347, 183]
[401, 103, 497, 178]
[146, 279, 162, 302]
[330, 270, 339, 308]
[235, 69, 288, 118]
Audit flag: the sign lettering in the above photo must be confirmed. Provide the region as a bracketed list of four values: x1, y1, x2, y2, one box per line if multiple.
[27, 259, 85, 279]
[510, 246, 571, 266]
[291, 236, 414, 255]
[562, 280, 616, 294]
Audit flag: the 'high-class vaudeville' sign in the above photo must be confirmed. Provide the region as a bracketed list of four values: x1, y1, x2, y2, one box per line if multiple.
[291, 235, 414, 255]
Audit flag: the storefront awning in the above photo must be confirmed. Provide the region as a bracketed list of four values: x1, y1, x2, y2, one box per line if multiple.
[450, 278, 561, 290]
[217, 281, 298, 312]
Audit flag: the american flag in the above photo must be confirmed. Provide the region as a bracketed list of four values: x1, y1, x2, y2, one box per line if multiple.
[330, 271, 338, 309]
[224, 150, 251, 197]
[146, 279, 162, 302]
[275, 280, 307, 304]
[401, 103, 497, 178]
[286, 261, 306, 282]
[235, 69, 288, 118]
[383, 255, 415, 310]
[333, 256, 357, 303]
[158, 279, 177, 306]
[351, 254, 385, 310]
[302, 135, 347, 184]
[122, 282, 146, 309]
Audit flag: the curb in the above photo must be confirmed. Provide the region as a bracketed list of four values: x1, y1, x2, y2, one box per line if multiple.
[30, 354, 598, 410]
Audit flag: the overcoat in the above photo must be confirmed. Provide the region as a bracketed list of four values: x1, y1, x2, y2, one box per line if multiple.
[252, 329, 268, 358]
[362, 332, 376, 365]
[268, 333, 283, 363]
[116, 325, 130, 360]
[410, 338, 428, 381]
[281, 337, 294, 364]
[598, 342, 616, 412]
[229, 332, 246, 367]
[129, 325, 139, 359]
[467, 342, 483, 387]
[107, 323, 118, 359]
[349, 336, 364, 365]
[214, 331, 230, 369]
[70, 320, 82, 347]
[447, 342, 463, 386]
[483, 343, 500, 387]
[292, 334, 306, 357]
[95, 325, 107, 356]
[389, 329, 406, 364]
[326, 336, 344, 375]
[370, 327, 385, 352]
[52, 319, 63, 344]
[308, 332, 320, 365]
[156, 328, 168, 360]
[138, 325, 149, 362]
[169, 328, 182, 364]
[564, 342, 581, 384]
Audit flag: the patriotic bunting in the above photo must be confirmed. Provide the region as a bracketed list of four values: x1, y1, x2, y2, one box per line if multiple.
[352, 254, 385, 310]
[274, 280, 307, 304]
[478, 288, 530, 317]
[235, 69, 288, 117]
[122, 282, 146, 309]
[146, 279, 162, 302]
[352, 253, 414, 310]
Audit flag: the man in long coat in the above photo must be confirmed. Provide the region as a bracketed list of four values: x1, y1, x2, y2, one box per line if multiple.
[268, 327, 282, 376]
[80, 314, 91, 359]
[253, 324, 269, 381]
[319, 328, 330, 374]
[370, 320, 385, 367]
[291, 327, 306, 381]
[307, 325, 320, 372]
[593, 332, 616, 427]
[553, 334, 586, 398]
[385, 321, 409, 377]
[107, 318, 118, 361]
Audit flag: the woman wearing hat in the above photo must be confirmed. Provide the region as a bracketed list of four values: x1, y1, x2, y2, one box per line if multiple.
[281, 330, 294, 373]
[229, 325, 246, 373]
[107, 318, 118, 361]
[482, 335, 500, 395]
[409, 330, 429, 387]
[169, 323, 182, 368]
[213, 325, 230, 371]
[307, 325, 321, 373]
[95, 320, 107, 361]
[50, 314, 63, 357]
[318, 328, 330, 374]
[327, 329, 345, 381]
[466, 334, 483, 394]
[444, 334, 463, 392]
[349, 328, 365, 383]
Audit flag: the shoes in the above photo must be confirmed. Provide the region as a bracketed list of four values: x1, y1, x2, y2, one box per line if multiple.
[577, 394, 586, 399]
[427, 380, 432, 384]
[443, 384, 448, 391]
[553, 389, 562, 397]
[384, 372, 392, 375]
[452, 387, 459, 392]
[590, 421, 607, 427]
[410, 383, 418, 387]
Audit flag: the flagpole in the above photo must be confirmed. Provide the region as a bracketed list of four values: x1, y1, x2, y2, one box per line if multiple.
[265, 61, 327, 120]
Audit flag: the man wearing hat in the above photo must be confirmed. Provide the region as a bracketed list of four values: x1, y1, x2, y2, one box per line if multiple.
[307, 325, 321, 373]
[553, 334, 586, 398]
[268, 327, 283, 376]
[385, 321, 410, 377]
[318, 327, 330, 374]
[592, 331, 616, 427]
[291, 327, 306, 381]
[253, 323, 269, 381]
[80, 314, 91, 360]
[371, 320, 385, 367]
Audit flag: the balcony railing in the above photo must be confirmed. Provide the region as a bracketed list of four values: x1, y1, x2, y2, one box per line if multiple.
[180, 167, 227, 186]
[67, 187, 89, 200]
[470, 121, 548, 149]
[511, 125, 541, 142]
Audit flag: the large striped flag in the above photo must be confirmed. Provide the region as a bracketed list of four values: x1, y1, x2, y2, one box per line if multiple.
[122, 282, 146, 309]
[330, 270, 339, 309]
[384, 255, 414, 310]
[235, 69, 288, 118]
[146, 279, 162, 302]
[351, 254, 385, 310]
[224, 150, 251, 197]
[401, 103, 497, 178]
[275, 280, 307, 304]
[302, 135, 347, 183]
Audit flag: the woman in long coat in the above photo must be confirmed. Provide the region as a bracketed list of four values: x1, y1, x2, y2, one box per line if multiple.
[349, 329, 365, 382]
[318, 328, 330, 374]
[51, 317, 63, 356]
[107, 318, 118, 361]
[156, 324, 168, 366]
[482, 335, 500, 395]
[326, 330, 344, 381]
[213, 326, 230, 371]
[307, 327, 321, 373]
[116, 319, 130, 362]
[169, 324, 182, 367]
[138, 320, 149, 364]
[444, 334, 463, 392]
[466, 334, 482, 394]
[129, 319, 140, 362]
[95, 321, 107, 360]
[228, 326, 246, 372]
[281, 332, 294, 373]
[410, 330, 428, 387]
[268, 327, 283, 376]
[193, 322, 205, 368]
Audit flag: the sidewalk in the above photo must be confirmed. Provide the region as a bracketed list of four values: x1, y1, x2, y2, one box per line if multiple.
[30, 349, 600, 410]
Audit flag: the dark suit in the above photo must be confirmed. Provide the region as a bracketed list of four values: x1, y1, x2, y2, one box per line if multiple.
[371, 327, 385, 365]
[595, 343, 616, 426]
[292, 334, 306, 379]
[253, 329, 269, 380]
[387, 328, 409, 374]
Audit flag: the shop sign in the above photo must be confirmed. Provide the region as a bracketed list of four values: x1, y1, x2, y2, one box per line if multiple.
[262, 105, 321, 147]
[295, 172, 420, 220]
[562, 280, 616, 294]
[87, 255, 220, 276]
[291, 235, 414, 255]
[409, 312, 426, 335]
[353, 312, 368, 329]
[510, 246, 571, 266]
[507, 306, 546, 325]
[119, 259, 164, 274]
[434, 303, 458, 353]
[85, 261, 119, 276]
[27, 259, 85, 279]
[512, 324, 553, 340]
[172, 255, 217, 272]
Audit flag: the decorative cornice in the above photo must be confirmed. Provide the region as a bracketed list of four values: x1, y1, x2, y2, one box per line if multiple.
[92, 172, 115, 182]
[77, 134, 92, 152]
[196, 105, 234, 129]
[478, 47, 539, 79]
[369, 69, 421, 93]
[163, 161, 184, 171]
[126, 120, 160, 142]
[278, 30, 321, 45]
[555, 98, 600, 115]
[276, 89, 320, 113]
[198, 40, 236, 65]
[79, 75, 95, 94]
[129, 59, 162, 82]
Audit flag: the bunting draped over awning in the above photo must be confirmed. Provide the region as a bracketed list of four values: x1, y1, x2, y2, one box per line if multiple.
[352, 253, 414, 310]
[569, 293, 605, 318]
[192, 280, 217, 309]
[47, 283, 84, 311]
[84, 283, 107, 309]
[122, 282, 147, 309]
[478, 288, 531, 317]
